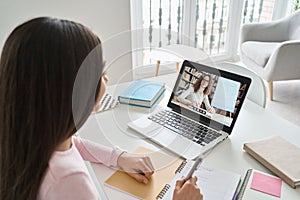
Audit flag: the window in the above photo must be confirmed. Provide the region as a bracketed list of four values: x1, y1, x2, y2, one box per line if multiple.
[131, 0, 279, 69]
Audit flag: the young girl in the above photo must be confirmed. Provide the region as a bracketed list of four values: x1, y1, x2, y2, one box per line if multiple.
[0, 17, 203, 200]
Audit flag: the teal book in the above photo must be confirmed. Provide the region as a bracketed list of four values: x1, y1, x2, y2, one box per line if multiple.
[118, 80, 165, 108]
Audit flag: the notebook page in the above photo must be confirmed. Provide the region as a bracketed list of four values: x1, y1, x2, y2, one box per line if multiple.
[157, 160, 241, 200]
[195, 165, 241, 200]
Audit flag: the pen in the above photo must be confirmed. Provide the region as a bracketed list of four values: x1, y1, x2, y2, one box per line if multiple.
[136, 169, 146, 176]
[184, 156, 203, 181]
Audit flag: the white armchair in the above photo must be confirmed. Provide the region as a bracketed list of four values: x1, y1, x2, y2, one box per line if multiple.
[240, 10, 300, 100]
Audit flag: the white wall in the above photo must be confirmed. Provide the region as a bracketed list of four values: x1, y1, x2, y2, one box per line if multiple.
[0, 0, 133, 84]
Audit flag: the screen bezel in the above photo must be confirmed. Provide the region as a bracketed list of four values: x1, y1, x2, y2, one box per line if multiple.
[167, 60, 252, 134]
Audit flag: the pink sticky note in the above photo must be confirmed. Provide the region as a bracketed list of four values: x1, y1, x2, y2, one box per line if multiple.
[250, 171, 282, 197]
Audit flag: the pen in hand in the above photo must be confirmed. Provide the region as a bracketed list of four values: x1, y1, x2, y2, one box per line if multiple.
[184, 145, 215, 181]
[184, 156, 203, 181]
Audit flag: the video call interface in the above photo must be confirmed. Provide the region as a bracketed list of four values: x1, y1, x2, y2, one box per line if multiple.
[171, 65, 247, 127]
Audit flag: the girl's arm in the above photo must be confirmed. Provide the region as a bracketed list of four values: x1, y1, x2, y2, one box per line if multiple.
[73, 137, 154, 184]
[73, 136, 124, 167]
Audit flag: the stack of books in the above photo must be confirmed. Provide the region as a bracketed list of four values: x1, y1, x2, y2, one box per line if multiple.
[118, 80, 165, 108]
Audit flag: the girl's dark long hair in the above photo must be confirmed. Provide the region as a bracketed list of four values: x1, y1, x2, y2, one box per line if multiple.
[0, 17, 103, 200]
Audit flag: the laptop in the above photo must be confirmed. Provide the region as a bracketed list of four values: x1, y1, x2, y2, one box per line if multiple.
[128, 60, 251, 159]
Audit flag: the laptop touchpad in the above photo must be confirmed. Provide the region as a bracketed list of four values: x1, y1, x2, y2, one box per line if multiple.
[152, 128, 191, 153]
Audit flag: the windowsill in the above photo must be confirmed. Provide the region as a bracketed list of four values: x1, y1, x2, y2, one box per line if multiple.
[133, 54, 240, 80]
[133, 62, 178, 79]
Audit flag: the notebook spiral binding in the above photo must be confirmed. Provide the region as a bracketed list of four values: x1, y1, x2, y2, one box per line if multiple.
[237, 169, 253, 200]
[175, 161, 187, 174]
[156, 161, 187, 199]
[156, 184, 171, 199]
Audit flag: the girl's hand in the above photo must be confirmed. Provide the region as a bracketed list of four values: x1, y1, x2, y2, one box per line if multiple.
[173, 176, 203, 200]
[117, 152, 155, 184]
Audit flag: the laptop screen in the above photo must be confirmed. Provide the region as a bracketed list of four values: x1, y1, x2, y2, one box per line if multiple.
[168, 60, 251, 134]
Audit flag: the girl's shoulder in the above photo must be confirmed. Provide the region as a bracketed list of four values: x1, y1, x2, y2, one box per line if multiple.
[39, 148, 95, 199]
[48, 145, 88, 180]
[40, 168, 97, 200]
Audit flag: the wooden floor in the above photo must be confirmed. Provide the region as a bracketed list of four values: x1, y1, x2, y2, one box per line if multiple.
[266, 80, 300, 128]
[234, 61, 300, 128]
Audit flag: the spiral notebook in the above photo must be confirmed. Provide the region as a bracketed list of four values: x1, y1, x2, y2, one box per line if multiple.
[94, 93, 118, 113]
[104, 147, 241, 200]
[157, 160, 241, 200]
[104, 147, 184, 200]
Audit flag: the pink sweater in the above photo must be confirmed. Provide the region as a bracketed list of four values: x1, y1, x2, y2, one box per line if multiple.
[37, 136, 124, 200]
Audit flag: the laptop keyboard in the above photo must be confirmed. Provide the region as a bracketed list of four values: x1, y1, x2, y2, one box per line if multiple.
[148, 110, 221, 146]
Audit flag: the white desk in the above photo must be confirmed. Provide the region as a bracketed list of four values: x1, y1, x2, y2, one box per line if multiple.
[79, 73, 300, 199]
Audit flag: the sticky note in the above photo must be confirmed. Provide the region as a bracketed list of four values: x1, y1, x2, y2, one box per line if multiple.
[250, 171, 282, 197]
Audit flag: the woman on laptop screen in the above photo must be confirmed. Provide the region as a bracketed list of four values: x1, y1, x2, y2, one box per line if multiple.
[177, 73, 215, 114]
[172, 64, 247, 127]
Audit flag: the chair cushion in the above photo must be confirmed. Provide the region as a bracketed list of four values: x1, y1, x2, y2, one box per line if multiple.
[241, 41, 281, 67]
